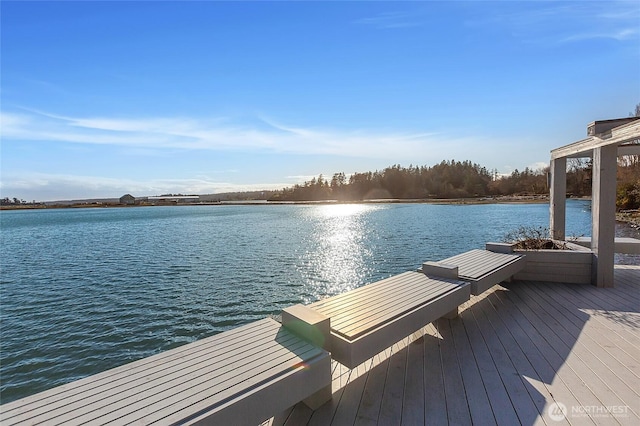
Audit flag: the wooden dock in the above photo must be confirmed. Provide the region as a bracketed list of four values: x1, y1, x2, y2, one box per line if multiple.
[269, 265, 640, 425]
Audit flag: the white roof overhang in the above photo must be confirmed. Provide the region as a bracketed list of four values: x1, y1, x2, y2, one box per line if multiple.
[551, 119, 640, 160]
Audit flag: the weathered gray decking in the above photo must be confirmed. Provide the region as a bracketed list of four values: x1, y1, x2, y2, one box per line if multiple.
[269, 265, 640, 425]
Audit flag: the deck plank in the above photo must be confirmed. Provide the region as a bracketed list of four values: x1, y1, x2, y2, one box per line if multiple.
[486, 288, 590, 425]
[331, 365, 369, 426]
[515, 285, 637, 422]
[534, 281, 640, 354]
[401, 339, 424, 426]
[459, 306, 523, 425]
[353, 356, 387, 426]
[524, 281, 640, 370]
[520, 281, 640, 383]
[422, 323, 448, 425]
[448, 313, 496, 425]
[377, 343, 406, 426]
[436, 318, 472, 425]
[494, 288, 624, 425]
[471, 298, 541, 425]
[283, 405, 313, 426]
[512, 281, 640, 419]
[472, 287, 561, 424]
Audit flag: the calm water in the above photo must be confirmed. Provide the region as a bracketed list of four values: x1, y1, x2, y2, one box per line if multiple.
[0, 200, 616, 402]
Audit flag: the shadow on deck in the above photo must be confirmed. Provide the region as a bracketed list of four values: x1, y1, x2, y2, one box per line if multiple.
[269, 265, 640, 425]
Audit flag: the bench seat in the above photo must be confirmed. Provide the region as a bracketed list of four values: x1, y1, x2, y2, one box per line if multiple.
[285, 271, 470, 369]
[423, 248, 526, 295]
[0, 318, 331, 426]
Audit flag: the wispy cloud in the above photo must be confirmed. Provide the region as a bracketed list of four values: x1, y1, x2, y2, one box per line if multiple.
[1, 108, 465, 161]
[353, 11, 421, 29]
[560, 28, 638, 43]
[467, 0, 640, 46]
[1, 108, 518, 201]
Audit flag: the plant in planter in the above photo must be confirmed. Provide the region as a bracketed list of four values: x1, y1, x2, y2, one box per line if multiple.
[494, 226, 593, 284]
[502, 225, 572, 250]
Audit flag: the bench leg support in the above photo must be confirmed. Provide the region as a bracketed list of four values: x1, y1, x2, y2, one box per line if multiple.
[303, 384, 332, 410]
[442, 307, 459, 319]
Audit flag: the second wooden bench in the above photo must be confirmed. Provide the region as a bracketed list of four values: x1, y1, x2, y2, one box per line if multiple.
[283, 271, 470, 369]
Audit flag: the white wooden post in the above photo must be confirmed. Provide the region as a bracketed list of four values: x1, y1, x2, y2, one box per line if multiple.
[550, 157, 567, 241]
[591, 145, 617, 287]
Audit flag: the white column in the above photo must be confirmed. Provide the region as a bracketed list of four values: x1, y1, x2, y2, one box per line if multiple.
[550, 157, 567, 240]
[591, 145, 617, 287]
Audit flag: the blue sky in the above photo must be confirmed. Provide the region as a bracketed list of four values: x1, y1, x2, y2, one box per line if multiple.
[1, 1, 639, 201]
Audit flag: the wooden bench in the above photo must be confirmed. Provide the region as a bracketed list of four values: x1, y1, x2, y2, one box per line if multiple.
[283, 271, 470, 369]
[0, 318, 331, 426]
[422, 245, 526, 295]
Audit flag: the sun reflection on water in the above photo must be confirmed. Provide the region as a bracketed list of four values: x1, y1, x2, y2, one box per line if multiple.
[299, 204, 380, 303]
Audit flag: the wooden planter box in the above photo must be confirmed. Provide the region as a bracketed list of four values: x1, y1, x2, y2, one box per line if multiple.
[487, 241, 593, 284]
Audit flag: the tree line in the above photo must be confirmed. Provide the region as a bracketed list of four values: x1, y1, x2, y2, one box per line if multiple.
[268, 103, 640, 208]
[268, 158, 640, 209]
[617, 155, 640, 210]
[268, 160, 551, 202]
[1, 197, 32, 206]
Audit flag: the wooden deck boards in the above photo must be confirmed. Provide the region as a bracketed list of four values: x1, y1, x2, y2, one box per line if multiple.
[271, 265, 640, 426]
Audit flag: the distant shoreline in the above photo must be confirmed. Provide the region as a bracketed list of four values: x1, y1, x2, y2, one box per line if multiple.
[1, 194, 560, 210]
